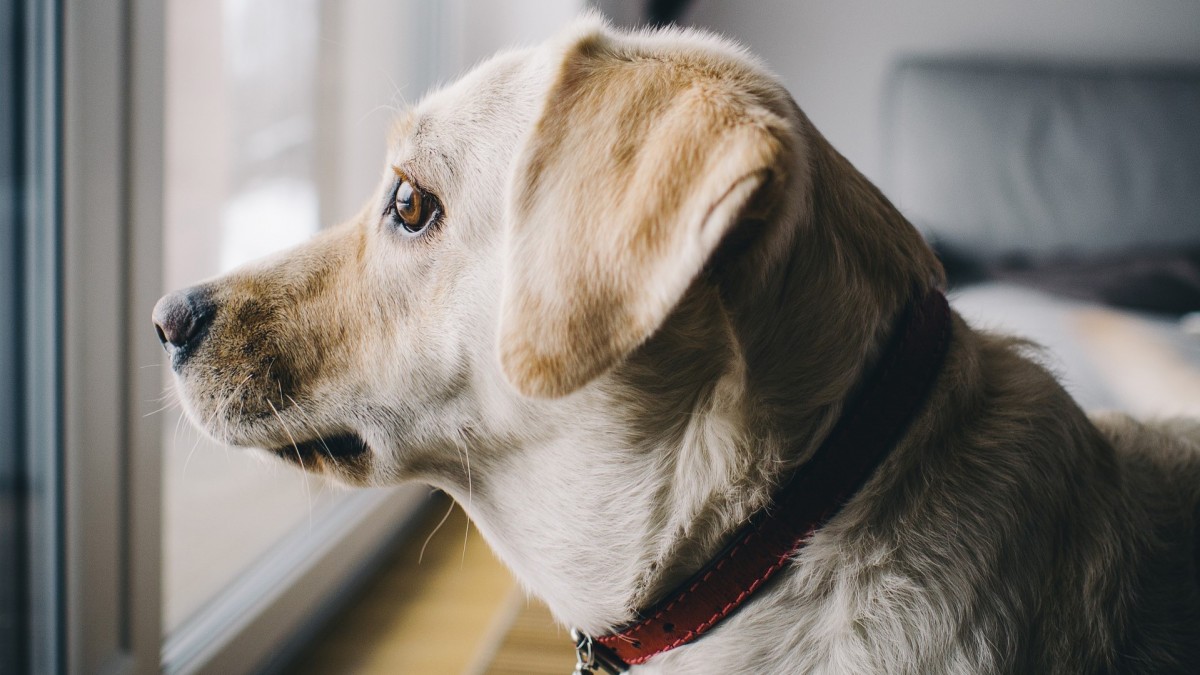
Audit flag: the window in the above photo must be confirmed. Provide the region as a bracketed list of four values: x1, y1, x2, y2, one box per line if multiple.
[18, 1, 585, 671]
[162, 0, 337, 633]
[160, 0, 442, 669]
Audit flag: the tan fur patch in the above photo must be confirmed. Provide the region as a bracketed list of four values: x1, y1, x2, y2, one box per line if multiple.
[499, 28, 803, 398]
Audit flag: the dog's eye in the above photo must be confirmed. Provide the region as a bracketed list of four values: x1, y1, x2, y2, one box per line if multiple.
[389, 176, 440, 235]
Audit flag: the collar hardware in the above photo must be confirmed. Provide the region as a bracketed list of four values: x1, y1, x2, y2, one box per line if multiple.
[568, 289, 952, 672]
[571, 628, 626, 674]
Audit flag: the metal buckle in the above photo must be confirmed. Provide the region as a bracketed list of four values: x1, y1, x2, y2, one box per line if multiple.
[571, 628, 626, 674]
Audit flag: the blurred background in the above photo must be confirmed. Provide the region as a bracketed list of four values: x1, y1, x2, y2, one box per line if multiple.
[2, 0, 1198, 673]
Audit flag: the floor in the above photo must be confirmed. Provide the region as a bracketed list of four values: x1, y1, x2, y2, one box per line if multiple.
[479, 600, 576, 675]
[284, 496, 575, 674]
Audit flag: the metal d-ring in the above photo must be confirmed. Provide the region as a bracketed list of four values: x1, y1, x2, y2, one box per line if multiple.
[571, 627, 596, 674]
[570, 628, 626, 674]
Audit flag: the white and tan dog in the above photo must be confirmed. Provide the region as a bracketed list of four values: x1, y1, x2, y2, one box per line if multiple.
[154, 16, 1200, 674]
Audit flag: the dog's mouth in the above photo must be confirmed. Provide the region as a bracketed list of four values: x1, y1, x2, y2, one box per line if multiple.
[270, 431, 371, 470]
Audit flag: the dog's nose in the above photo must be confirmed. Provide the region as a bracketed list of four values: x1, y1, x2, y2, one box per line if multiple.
[152, 288, 214, 355]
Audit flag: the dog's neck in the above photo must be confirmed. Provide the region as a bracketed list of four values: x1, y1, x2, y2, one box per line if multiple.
[454, 348, 777, 635]
[444, 130, 942, 638]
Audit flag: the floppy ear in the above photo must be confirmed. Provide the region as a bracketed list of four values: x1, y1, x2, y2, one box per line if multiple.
[499, 32, 796, 398]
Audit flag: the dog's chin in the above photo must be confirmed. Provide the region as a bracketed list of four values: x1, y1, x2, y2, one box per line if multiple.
[267, 432, 374, 482]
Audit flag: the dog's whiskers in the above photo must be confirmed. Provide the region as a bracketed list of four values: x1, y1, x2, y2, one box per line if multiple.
[144, 388, 182, 418]
[174, 412, 190, 464]
[187, 397, 221, 462]
[450, 430, 474, 567]
[358, 102, 402, 124]
[418, 497, 457, 566]
[181, 407, 210, 478]
[237, 374, 254, 421]
[220, 372, 256, 448]
[171, 403, 186, 444]
[211, 376, 243, 447]
[267, 398, 314, 531]
[285, 394, 334, 461]
[143, 400, 181, 418]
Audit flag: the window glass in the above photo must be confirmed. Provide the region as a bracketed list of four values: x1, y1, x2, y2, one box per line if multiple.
[162, 0, 418, 632]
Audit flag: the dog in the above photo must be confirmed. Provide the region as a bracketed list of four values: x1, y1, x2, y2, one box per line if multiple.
[154, 15, 1200, 674]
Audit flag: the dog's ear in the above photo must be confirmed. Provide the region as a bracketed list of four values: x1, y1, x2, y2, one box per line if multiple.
[499, 32, 797, 398]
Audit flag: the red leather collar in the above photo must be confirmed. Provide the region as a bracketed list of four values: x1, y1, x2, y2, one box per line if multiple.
[588, 289, 952, 670]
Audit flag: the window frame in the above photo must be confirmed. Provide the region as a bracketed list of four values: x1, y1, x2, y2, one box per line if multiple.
[60, 0, 164, 670]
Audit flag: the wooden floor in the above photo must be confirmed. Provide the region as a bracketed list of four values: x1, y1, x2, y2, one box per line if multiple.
[478, 598, 576, 675]
[283, 495, 575, 674]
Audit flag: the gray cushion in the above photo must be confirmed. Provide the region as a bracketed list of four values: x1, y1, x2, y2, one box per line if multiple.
[882, 61, 1200, 258]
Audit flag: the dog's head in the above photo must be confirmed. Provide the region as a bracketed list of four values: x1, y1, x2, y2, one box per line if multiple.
[154, 16, 935, 491]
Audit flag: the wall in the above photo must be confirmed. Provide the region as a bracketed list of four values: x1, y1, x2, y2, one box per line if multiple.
[456, 0, 589, 71]
[682, 0, 1200, 183]
[592, 0, 644, 27]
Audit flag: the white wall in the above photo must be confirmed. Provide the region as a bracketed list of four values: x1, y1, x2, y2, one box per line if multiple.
[683, 0, 1200, 183]
[452, 0, 589, 72]
[592, 0, 644, 27]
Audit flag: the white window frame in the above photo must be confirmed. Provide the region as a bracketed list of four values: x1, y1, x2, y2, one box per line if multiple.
[61, 1, 164, 670]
